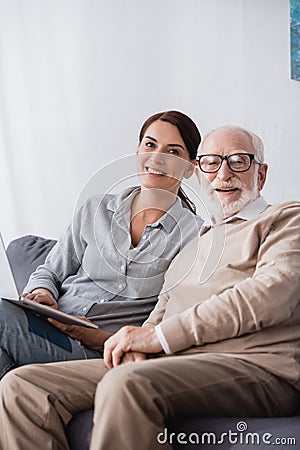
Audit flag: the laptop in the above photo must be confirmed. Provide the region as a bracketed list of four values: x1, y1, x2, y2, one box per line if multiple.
[0, 233, 98, 329]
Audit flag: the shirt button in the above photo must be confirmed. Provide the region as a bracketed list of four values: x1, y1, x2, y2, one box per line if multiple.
[142, 235, 147, 240]
[100, 299, 105, 303]
[120, 264, 125, 271]
[83, 306, 87, 311]
[118, 283, 124, 289]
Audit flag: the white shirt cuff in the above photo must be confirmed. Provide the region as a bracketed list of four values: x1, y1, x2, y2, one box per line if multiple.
[155, 324, 172, 354]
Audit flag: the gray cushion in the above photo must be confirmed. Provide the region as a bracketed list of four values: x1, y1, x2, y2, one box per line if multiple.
[66, 410, 93, 450]
[7, 235, 56, 294]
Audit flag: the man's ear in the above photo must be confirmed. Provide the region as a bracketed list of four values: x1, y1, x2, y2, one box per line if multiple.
[195, 165, 202, 184]
[183, 160, 197, 179]
[257, 163, 268, 191]
[136, 147, 140, 155]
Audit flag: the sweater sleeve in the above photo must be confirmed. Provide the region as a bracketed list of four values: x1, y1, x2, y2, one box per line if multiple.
[159, 203, 300, 353]
[142, 291, 170, 328]
[24, 202, 89, 299]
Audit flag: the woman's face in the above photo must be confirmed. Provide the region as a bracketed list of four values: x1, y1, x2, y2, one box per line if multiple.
[136, 120, 195, 194]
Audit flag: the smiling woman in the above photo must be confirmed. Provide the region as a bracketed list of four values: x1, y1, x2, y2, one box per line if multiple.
[138, 111, 200, 213]
[137, 121, 193, 192]
[131, 111, 201, 245]
[0, 110, 203, 380]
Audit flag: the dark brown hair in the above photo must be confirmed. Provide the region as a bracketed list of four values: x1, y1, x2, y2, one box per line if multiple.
[139, 110, 201, 213]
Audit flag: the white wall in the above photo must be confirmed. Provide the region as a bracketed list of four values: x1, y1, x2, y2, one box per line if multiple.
[0, 0, 299, 244]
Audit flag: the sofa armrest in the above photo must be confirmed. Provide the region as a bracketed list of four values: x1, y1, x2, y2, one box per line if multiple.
[6, 235, 57, 294]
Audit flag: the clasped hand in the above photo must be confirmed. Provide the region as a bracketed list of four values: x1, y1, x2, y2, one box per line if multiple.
[103, 325, 163, 369]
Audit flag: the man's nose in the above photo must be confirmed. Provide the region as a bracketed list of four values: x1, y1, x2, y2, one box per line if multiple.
[216, 159, 234, 180]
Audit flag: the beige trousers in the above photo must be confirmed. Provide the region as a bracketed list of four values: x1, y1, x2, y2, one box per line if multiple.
[0, 354, 299, 450]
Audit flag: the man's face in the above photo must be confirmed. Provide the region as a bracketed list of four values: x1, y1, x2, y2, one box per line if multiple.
[198, 128, 268, 218]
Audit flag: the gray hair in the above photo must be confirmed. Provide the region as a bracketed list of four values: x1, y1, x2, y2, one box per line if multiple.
[199, 124, 265, 162]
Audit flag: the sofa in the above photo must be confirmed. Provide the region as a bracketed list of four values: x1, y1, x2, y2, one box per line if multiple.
[6, 235, 300, 450]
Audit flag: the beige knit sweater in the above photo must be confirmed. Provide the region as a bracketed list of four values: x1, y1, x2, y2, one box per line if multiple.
[144, 201, 300, 389]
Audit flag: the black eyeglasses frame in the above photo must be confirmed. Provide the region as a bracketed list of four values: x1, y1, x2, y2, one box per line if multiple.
[196, 153, 261, 173]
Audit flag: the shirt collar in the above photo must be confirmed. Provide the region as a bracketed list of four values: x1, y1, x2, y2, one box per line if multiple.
[225, 196, 269, 222]
[108, 186, 189, 233]
[202, 196, 270, 228]
[107, 186, 140, 213]
[148, 196, 188, 233]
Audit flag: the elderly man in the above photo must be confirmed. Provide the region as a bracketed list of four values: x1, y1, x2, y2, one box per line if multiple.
[0, 125, 299, 450]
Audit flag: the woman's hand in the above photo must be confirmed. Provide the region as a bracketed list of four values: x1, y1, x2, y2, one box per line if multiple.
[47, 317, 112, 351]
[21, 288, 58, 309]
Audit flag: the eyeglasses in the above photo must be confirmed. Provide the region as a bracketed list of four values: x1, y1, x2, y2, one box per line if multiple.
[196, 153, 261, 173]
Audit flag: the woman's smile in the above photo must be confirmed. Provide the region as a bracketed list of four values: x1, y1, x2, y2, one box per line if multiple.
[145, 166, 167, 176]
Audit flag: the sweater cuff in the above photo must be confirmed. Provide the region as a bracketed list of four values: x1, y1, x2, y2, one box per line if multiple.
[155, 325, 171, 354]
[159, 315, 195, 354]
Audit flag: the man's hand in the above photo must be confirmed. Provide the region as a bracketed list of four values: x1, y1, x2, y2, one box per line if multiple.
[21, 288, 58, 309]
[104, 326, 162, 369]
[47, 317, 112, 351]
[121, 352, 147, 364]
